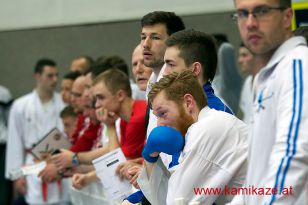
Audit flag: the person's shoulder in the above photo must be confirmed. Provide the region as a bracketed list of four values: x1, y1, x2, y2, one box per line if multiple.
[185, 109, 247, 153]
[0, 85, 12, 102]
[133, 100, 147, 109]
[14, 92, 32, 104]
[283, 37, 308, 60]
[292, 44, 308, 57]
[277, 42, 308, 73]
[10, 92, 33, 113]
[131, 100, 147, 121]
[134, 99, 146, 104]
[195, 109, 242, 134]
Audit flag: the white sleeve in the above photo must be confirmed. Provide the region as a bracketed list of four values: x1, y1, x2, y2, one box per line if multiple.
[167, 149, 233, 205]
[262, 50, 308, 204]
[137, 157, 170, 205]
[5, 102, 25, 179]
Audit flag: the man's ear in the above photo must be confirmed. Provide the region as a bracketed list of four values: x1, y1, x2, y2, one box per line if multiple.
[183, 93, 195, 112]
[116, 89, 125, 102]
[284, 7, 293, 30]
[34, 73, 41, 81]
[191, 62, 202, 77]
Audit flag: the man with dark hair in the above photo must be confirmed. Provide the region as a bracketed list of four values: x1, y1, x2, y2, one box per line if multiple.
[229, 0, 308, 204]
[141, 11, 185, 77]
[60, 106, 78, 140]
[91, 55, 129, 78]
[140, 10, 185, 141]
[5, 59, 69, 205]
[136, 70, 248, 204]
[60, 71, 81, 105]
[121, 12, 185, 204]
[52, 75, 101, 166]
[164, 29, 233, 114]
[34, 58, 57, 74]
[70, 56, 94, 74]
[91, 55, 145, 100]
[141, 11, 185, 36]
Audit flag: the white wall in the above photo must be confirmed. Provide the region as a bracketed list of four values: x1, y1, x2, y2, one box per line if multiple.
[0, 0, 235, 31]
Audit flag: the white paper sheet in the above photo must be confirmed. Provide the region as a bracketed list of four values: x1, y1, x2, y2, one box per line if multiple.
[21, 161, 47, 176]
[92, 148, 131, 201]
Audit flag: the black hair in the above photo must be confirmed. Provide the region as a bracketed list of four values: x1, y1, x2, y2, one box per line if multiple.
[166, 29, 217, 82]
[141, 11, 185, 35]
[34, 58, 56, 74]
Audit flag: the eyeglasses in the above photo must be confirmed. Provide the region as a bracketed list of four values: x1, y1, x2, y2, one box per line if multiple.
[231, 5, 286, 23]
[70, 91, 82, 98]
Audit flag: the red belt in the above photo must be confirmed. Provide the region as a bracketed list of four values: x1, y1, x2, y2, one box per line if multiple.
[42, 180, 62, 202]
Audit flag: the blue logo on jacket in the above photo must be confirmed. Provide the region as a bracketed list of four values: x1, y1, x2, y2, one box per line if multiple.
[256, 88, 274, 112]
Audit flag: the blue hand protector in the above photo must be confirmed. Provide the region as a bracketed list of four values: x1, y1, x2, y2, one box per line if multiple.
[142, 126, 184, 163]
[169, 152, 181, 168]
[125, 190, 144, 203]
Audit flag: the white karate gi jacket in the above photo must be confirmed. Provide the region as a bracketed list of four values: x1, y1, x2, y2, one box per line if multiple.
[138, 107, 248, 205]
[5, 90, 69, 204]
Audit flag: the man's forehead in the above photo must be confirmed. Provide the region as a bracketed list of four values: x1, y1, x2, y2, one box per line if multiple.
[61, 79, 73, 86]
[153, 91, 169, 108]
[41, 65, 57, 73]
[84, 74, 92, 85]
[93, 82, 108, 93]
[132, 50, 143, 63]
[235, 0, 278, 8]
[165, 46, 180, 57]
[93, 82, 102, 91]
[141, 24, 168, 35]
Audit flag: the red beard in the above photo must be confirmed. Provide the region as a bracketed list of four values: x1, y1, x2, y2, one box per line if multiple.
[175, 105, 195, 137]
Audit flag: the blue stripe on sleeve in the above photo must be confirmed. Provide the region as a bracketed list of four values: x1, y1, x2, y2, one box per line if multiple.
[279, 59, 303, 192]
[268, 59, 302, 205]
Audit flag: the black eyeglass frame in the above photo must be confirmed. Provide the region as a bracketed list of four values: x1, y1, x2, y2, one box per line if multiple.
[231, 5, 286, 22]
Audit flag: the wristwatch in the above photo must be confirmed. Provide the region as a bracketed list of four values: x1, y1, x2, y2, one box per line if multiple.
[71, 153, 79, 167]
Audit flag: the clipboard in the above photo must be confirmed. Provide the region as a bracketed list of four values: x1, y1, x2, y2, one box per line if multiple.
[31, 128, 72, 160]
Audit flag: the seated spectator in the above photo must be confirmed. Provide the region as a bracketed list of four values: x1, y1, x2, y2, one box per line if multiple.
[66, 69, 147, 189]
[70, 56, 94, 74]
[136, 70, 248, 204]
[60, 71, 81, 105]
[91, 55, 145, 100]
[115, 44, 152, 180]
[60, 106, 78, 140]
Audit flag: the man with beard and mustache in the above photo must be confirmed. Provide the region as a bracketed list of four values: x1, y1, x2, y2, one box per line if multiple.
[135, 70, 248, 205]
